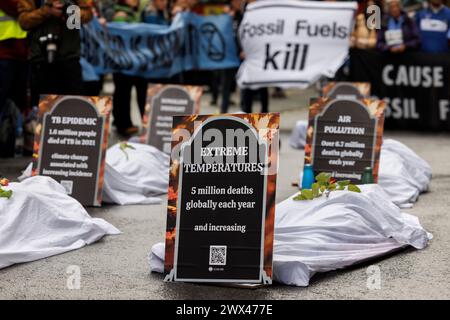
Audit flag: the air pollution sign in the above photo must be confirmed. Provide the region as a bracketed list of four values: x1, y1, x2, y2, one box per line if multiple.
[164, 114, 279, 284]
[321, 82, 371, 99]
[304, 98, 385, 184]
[237, 0, 356, 89]
[140, 84, 202, 154]
[33, 96, 111, 206]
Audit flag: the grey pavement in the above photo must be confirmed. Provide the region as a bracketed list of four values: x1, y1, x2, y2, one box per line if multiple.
[0, 88, 449, 299]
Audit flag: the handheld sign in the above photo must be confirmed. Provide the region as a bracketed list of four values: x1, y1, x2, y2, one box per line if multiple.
[304, 98, 385, 184]
[33, 95, 111, 206]
[164, 113, 279, 284]
[322, 82, 371, 99]
[140, 84, 202, 154]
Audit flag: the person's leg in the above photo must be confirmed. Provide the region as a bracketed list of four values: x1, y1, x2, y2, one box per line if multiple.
[31, 62, 60, 106]
[135, 76, 148, 117]
[240, 88, 254, 113]
[0, 60, 15, 120]
[59, 59, 83, 96]
[9, 61, 28, 112]
[0, 59, 19, 158]
[220, 68, 234, 114]
[210, 70, 220, 105]
[112, 73, 133, 132]
[259, 87, 269, 113]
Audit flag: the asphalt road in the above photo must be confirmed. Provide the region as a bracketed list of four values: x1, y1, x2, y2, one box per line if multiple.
[0, 91, 449, 299]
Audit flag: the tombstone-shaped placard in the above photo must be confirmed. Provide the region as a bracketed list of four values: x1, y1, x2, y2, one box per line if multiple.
[322, 82, 371, 99]
[304, 98, 385, 184]
[140, 84, 202, 154]
[164, 113, 279, 284]
[33, 96, 111, 206]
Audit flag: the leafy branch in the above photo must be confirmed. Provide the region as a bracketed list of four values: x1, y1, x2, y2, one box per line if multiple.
[119, 142, 136, 161]
[0, 178, 12, 199]
[293, 172, 361, 201]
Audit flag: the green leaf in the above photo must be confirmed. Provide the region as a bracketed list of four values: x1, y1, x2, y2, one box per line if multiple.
[293, 193, 308, 201]
[316, 172, 331, 183]
[119, 141, 135, 161]
[0, 188, 12, 199]
[348, 184, 361, 193]
[337, 180, 350, 187]
[328, 183, 336, 191]
[320, 185, 326, 192]
[302, 189, 314, 200]
[312, 183, 320, 197]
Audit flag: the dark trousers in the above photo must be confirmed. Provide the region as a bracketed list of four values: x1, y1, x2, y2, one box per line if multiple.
[220, 68, 237, 113]
[0, 59, 28, 118]
[112, 73, 147, 130]
[0, 59, 28, 158]
[240, 87, 269, 113]
[31, 58, 82, 107]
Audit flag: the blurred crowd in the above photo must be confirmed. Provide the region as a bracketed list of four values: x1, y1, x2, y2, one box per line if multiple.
[353, 0, 450, 53]
[0, 0, 449, 157]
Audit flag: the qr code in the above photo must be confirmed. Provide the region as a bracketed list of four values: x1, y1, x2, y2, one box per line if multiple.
[60, 180, 73, 195]
[209, 245, 227, 266]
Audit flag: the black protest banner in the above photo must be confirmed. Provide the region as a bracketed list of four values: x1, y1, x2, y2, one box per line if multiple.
[33, 96, 111, 206]
[322, 82, 371, 99]
[139, 85, 202, 154]
[304, 98, 385, 184]
[164, 114, 279, 284]
[349, 48, 450, 131]
[81, 13, 240, 79]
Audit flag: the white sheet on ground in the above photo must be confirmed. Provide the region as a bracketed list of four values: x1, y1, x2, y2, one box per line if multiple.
[147, 185, 431, 286]
[379, 139, 432, 208]
[0, 176, 120, 269]
[102, 142, 170, 205]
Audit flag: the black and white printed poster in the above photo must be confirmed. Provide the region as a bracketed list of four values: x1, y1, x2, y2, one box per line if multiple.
[33, 96, 112, 206]
[237, 0, 357, 89]
[304, 98, 385, 184]
[321, 82, 371, 99]
[141, 84, 202, 154]
[349, 49, 450, 131]
[164, 114, 279, 284]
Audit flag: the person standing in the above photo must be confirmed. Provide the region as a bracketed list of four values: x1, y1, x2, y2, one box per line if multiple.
[376, 0, 421, 53]
[111, 0, 148, 136]
[239, 0, 269, 113]
[0, 0, 28, 158]
[416, 0, 450, 53]
[18, 0, 93, 107]
[141, 0, 169, 25]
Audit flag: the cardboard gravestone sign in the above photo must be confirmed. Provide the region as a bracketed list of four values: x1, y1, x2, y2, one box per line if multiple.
[164, 113, 279, 284]
[304, 98, 385, 184]
[33, 95, 111, 206]
[322, 82, 371, 99]
[140, 84, 202, 154]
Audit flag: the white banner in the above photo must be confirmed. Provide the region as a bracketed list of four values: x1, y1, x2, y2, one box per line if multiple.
[237, 0, 357, 89]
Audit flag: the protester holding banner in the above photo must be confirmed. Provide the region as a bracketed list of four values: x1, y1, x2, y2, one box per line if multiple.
[216, 0, 242, 113]
[111, 0, 148, 136]
[415, 0, 450, 53]
[141, 0, 170, 25]
[376, 0, 421, 53]
[351, 0, 379, 49]
[239, 0, 269, 114]
[0, 0, 28, 158]
[18, 0, 93, 107]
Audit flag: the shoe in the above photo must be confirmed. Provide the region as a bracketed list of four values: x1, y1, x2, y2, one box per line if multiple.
[117, 126, 139, 137]
[272, 90, 287, 99]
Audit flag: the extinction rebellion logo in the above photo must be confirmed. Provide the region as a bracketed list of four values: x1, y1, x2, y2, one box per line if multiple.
[199, 22, 226, 62]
